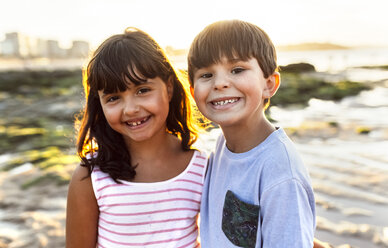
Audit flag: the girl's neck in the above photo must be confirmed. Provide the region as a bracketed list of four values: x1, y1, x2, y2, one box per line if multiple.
[125, 131, 178, 163]
[123, 131, 194, 183]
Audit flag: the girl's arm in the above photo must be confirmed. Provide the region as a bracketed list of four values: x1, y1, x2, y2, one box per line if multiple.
[66, 165, 99, 248]
[313, 238, 333, 248]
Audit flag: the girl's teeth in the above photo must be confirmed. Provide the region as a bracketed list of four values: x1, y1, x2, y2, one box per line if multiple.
[128, 118, 147, 126]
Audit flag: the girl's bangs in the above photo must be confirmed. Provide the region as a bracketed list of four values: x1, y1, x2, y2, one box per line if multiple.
[90, 47, 165, 94]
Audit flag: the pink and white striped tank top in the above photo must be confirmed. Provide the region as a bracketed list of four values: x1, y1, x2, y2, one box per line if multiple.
[91, 150, 208, 248]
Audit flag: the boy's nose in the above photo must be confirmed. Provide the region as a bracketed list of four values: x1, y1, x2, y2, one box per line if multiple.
[213, 74, 230, 90]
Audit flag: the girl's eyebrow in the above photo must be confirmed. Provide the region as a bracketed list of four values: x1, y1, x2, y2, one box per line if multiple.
[142, 79, 157, 85]
[100, 80, 156, 96]
[100, 91, 112, 97]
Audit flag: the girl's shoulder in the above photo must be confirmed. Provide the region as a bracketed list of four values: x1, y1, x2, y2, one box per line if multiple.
[70, 164, 90, 182]
[67, 164, 96, 207]
[182, 149, 208, 167]
[192, 149, 208, 163]
[189, 149, 208, 174]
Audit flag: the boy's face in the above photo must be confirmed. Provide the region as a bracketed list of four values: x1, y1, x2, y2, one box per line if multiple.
[192, 57, 279, 128]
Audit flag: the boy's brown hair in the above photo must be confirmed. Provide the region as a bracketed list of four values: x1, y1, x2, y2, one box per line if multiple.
[188, 19, 278, 85]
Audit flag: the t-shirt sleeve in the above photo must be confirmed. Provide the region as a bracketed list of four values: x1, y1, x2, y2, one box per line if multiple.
[259, 179, 315, 248]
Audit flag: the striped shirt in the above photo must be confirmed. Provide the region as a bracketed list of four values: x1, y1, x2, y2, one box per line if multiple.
[91, 150, 208, 248]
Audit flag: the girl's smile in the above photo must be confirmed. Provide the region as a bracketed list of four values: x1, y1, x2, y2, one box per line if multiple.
[125, 116, 150, 128]
[98, 76, 172, 144]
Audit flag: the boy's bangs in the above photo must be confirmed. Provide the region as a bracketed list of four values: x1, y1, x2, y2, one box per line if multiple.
[190, 27, 254, 69]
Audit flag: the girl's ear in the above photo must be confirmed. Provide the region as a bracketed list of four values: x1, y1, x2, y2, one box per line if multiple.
[167, 77, 174, 101]
[263, 72, 280, 98]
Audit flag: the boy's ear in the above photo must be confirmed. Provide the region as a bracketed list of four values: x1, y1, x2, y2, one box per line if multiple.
[263, 72, 280, 98]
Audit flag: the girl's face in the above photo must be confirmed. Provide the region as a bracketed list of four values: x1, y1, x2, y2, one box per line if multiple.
[98, 76, 172, 144]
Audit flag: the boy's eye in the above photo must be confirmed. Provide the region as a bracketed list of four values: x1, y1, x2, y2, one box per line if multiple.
[231, 67, 244, 74]
[200, 73, 213, 79]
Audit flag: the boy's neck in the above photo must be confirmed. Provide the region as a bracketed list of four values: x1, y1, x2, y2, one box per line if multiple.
[221, 116, 276, 153]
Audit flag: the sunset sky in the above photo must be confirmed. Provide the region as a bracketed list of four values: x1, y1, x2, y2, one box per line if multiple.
[1, 0, 388, 50]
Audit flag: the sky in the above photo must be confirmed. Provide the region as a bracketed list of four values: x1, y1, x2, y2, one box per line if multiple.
[1, 0, 388, 50]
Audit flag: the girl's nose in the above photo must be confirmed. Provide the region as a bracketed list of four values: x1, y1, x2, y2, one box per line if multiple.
[123, 99, 140, 116]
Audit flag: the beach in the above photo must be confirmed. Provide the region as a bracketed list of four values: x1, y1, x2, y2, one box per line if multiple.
[1, 49, 388, 247]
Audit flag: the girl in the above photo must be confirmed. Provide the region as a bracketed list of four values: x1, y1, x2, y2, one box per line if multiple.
[66, 28, 207, 248]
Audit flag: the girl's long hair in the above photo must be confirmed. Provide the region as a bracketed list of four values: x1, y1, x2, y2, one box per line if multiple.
[76, 27, 198, 182]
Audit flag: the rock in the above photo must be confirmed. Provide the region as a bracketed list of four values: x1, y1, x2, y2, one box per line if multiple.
[0, 236, 12, 248]
[279, 63, 316, 73]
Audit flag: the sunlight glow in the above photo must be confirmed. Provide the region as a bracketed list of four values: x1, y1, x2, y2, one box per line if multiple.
[1, 0, 388, 49]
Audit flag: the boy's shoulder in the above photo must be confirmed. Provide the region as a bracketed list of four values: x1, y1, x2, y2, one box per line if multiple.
[214, 127, 295, 156]
[258, 129, 312, 192]
[211, 128, 304, 173]
[262, 128, 297, 155]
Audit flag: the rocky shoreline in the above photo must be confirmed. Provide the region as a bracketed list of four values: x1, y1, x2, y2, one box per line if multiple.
[0, 166, 70, 248]
[1, 67, 386, 248]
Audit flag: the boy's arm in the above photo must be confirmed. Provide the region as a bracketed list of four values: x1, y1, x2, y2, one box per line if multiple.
[66, 165, 99, 248]
[260, 179, 315, 248]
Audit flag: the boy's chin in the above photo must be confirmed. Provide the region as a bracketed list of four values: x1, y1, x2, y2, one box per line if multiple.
[208, 116, 241, 129]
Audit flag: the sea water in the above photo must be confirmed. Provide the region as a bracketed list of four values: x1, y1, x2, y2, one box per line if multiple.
[277, 47, 388, 72]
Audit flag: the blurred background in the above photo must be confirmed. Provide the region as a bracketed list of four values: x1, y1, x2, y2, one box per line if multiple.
[0, 0, 387, 247]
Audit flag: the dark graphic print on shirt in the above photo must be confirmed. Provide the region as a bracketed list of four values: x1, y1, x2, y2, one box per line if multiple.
[222, 190, 260, 247]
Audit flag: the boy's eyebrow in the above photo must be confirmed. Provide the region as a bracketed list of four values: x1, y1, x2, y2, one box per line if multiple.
[228, 58, 240, 62]
[195, 58, 244, 70]
[227, 58, 246, 63]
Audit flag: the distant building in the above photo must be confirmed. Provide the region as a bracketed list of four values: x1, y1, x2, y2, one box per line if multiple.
[36, 39, 49, 58]
[47, 40, 67, 58]
[68, 40, 90, 58]
[0, 32, 90, 59]
[0, 32, 30, 57]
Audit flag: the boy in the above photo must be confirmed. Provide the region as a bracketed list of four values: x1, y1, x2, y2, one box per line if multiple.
[188, 20, 316, 247]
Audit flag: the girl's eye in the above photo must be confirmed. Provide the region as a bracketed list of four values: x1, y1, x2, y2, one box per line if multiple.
[231, 67, 244, 74]
[107, 96, 119, 102]
[137, 88, 150, 95]
[200, 73, 213, 79]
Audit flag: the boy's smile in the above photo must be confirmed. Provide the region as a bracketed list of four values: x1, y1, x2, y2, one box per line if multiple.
[210, 97, 240, 110]
[211, 97, 240, 107]
[193, 57, 276, 129]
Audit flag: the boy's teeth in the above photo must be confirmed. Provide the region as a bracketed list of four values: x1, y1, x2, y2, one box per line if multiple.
[213, 99, 237, 106]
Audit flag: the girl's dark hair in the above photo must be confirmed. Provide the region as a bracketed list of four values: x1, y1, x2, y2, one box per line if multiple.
[77, 27, 198, 182]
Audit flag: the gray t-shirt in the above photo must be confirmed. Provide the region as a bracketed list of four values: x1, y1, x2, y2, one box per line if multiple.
[200, 128, 316, 248]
